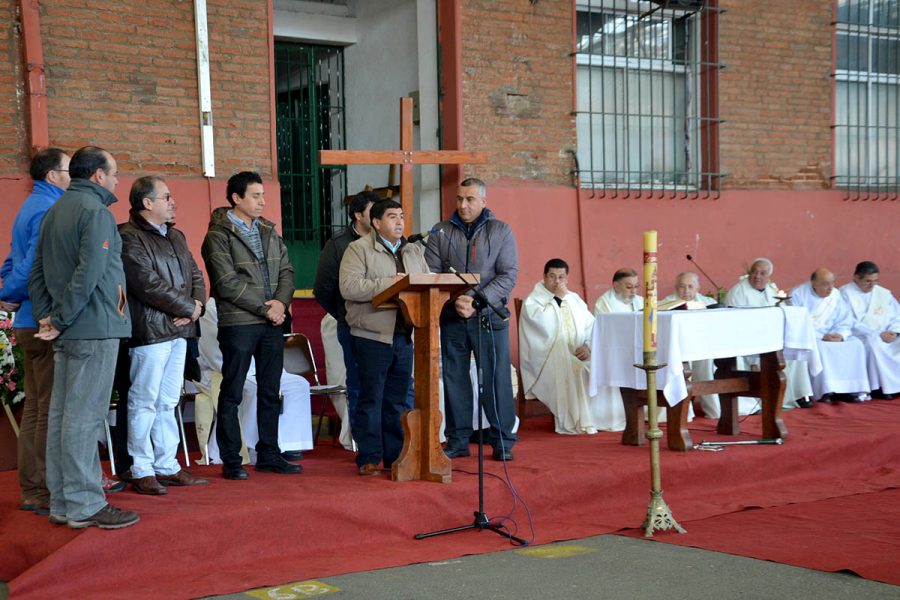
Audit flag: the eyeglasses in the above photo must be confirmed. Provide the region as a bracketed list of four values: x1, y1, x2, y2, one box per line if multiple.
[148, 194, 173, 202]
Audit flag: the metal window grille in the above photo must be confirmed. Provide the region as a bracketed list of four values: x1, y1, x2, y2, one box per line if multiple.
[574, 0, 724, 198]
[834, 0, 900, 200]
[274, 42, 347, 288]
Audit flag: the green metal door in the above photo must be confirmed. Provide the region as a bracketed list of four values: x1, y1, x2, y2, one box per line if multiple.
[275, 42, 347, 290]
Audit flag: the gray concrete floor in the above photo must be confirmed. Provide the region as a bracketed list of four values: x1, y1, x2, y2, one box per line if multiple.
[199, 533, 899, 600]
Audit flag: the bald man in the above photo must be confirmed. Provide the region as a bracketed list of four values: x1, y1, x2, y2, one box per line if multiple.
[790, 268, 870, 404]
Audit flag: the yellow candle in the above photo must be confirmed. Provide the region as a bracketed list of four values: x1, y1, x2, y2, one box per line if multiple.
[643, 230, 658, 352]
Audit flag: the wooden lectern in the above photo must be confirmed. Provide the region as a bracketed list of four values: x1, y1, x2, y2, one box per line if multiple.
[373, 272, 478, 483]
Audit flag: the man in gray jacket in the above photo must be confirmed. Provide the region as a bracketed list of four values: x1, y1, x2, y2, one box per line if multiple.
[28, 146, 138, 529]
[201, 171, 298, 480]
[425, 178, 519, 461]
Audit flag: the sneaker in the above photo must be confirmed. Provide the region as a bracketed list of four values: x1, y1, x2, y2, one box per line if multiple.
[68, 504, 140, 530]
[48, 514, 68, 526]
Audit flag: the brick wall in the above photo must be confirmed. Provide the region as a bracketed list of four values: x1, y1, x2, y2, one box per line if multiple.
[36, 0, 272, 177]
[718, 0, 834, 189]
[0, 0, 26, 174]
[459, 0, 576, 185]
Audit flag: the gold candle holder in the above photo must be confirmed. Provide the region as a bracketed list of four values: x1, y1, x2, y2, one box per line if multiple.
[639, 230, 685, 537]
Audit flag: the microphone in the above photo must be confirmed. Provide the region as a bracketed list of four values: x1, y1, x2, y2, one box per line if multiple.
[686, 254, 722, 292]
[448, 267, 510, 321]
[407, 226, 442, 245]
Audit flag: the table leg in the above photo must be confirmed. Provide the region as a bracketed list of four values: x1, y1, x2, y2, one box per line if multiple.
[620, 388, 645, 446]
[665, 400, 692, 451]
[759, 350, 788, 441]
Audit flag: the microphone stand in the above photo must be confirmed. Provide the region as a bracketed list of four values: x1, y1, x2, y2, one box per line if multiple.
[415, 272, 526, 546]
[686, 254, 726, 305]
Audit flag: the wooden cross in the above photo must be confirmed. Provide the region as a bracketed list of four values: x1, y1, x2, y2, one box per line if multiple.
[319, 97, 488, 236]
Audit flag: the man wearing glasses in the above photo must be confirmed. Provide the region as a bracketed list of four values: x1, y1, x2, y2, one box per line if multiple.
[841, 261, 900, 400]
[1, 148, 70, 518]
[28, 146, 137, 529]
[118, 176, 207, 494]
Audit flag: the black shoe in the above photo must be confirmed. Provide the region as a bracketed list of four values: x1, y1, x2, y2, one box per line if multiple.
[223, 466, 249, 480]
[796, 398, 815, 409]
[492, 447, 514, 461]
[818, 394, 834, 404]
[444, 446, 471, 459]
[840, 394, 864, 404]
[255, 456, 303, 474]
[281, 450, 304, 461]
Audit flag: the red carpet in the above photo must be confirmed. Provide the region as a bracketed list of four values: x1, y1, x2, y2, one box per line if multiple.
[3, 400, 900, 598]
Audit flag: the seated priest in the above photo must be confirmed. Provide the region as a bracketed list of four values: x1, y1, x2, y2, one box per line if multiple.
[519, 258, 599, 434]
[725, 257, 814, 410]
[661, 272, 720, 418]
[594, 268, 644, 314]
[586, 267, 648, 431]
[840, 261, 900, 400]
[193, 298, 313, 465]
[661, 271, 717, 308]
[790, 268, 870, 404]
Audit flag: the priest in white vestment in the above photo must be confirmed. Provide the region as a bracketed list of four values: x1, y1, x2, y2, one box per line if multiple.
[661, 272, 720, 417]
[520, 259, 598, 434]
[594, 268, 644, 314]
[840, 261, 900, 398]
[790, 268, 870, 402]
[588, 268, 648, 430]
[725, 258, 813, 410]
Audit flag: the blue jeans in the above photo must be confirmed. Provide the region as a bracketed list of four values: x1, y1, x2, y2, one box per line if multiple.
[46, 338, 119, 521]
[217, 324, 284, 468]
[440, 314, 517, 451]
[127, 338, 186, 478]
[351, 334, 413, 468]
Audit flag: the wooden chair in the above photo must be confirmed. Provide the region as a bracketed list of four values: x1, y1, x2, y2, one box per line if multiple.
[283, 332, 346, 444]
[513, 298, 551, 419]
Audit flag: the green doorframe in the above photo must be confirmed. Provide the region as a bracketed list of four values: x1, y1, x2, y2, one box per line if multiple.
[274, 41, 348, 290]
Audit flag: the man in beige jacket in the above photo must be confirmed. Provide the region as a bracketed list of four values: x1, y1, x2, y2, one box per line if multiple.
[339, 199, 430, 476]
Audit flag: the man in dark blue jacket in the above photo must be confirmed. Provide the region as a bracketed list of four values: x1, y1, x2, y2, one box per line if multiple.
[0, 148, 70, 516]
[28, 146, 138, 529]
[425, 178, 519, 461]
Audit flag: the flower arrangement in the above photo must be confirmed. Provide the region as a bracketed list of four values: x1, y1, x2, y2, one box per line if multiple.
[0, 311, 25, 406]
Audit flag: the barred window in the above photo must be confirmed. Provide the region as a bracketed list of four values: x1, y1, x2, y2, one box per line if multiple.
[835, 0, 900, 198]
[574, 1, 722, 197]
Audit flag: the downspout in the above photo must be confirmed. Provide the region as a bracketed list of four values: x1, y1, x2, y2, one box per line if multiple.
[194, 0, 215, 177]
[19, 0, 49, 153]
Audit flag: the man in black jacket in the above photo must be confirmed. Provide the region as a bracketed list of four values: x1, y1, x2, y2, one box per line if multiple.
[119, 176, 207, 495]
[313, 190, 377, 435]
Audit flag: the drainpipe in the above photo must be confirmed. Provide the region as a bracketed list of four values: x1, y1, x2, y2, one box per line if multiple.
[18, 0, 49, 153]
[194, 0, 215, 176]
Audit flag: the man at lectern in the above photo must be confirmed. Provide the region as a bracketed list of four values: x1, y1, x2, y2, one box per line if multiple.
[339, 199, 430, 476]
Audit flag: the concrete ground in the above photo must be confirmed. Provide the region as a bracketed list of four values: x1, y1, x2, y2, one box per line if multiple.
[196, 533, 899, 600]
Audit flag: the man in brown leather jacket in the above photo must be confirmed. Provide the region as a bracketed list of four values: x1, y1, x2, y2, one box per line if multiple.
[119, 176, 207, 494]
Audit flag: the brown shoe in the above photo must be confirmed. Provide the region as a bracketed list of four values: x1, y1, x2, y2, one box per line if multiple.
[68, 504, 140, 530]
[132, 475, 168, 495]
[156, 469, 209, 487]
[358, 463, 381, 477]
